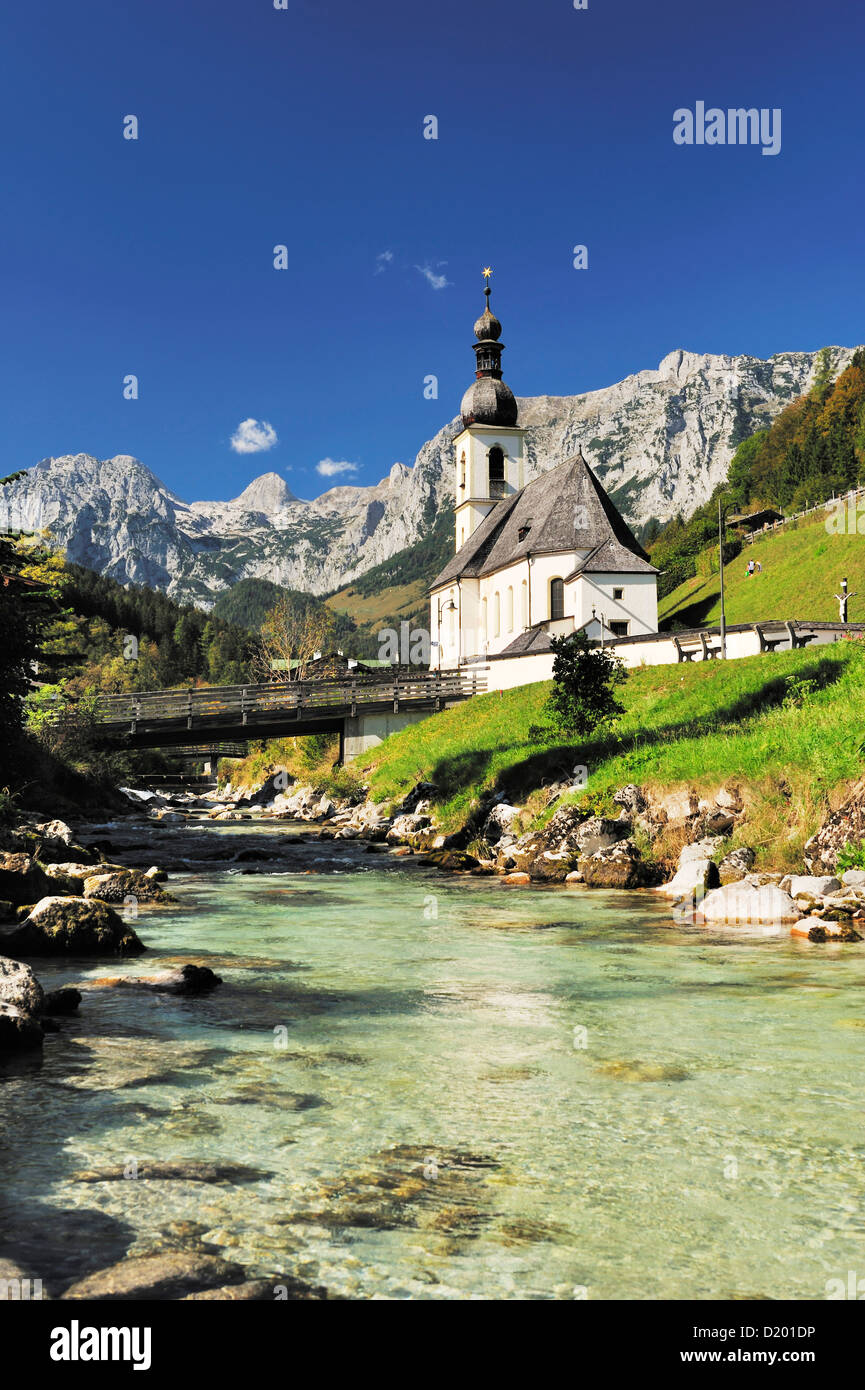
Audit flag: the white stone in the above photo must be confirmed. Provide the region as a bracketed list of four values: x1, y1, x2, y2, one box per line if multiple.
[780, 874, 841, 899]
[699, 883, 801, 923]
[658, 858, 717, 898]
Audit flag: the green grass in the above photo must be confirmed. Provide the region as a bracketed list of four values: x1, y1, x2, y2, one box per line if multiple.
[362, 643, 865, 870]
[659, 508, 865, 629]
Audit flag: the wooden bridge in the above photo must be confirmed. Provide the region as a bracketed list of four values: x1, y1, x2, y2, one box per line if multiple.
[92, 670, 484, 761]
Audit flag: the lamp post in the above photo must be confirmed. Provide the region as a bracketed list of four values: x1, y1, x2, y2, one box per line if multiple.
[436, 596, 456, 671]
[718, 495, 736, 660]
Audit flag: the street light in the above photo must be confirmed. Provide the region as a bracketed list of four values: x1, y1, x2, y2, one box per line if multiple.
[436, 597, 456, 671]
[717, 495, 737, 659]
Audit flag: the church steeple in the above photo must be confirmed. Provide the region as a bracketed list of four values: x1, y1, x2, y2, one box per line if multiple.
[460, 270, 518, 428]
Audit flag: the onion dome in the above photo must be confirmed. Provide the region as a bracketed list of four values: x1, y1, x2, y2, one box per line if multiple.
[460, 270, 519, 429]
[473, 304, 502, 341]
[460, 376, 518, 428]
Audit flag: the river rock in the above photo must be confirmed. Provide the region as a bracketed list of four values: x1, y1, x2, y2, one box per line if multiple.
[718, 847, 756, 883]
[779, 874, 842, 900]
[36, 819, 73, 845]
[792, 917, 863, 942]
[0, 956, 44, 1016]
[0, 1002, 43, 1051]
[42, 987, 82, 1015]
[841, 869, 865, 888]
[0, 853, 62, 906]
[82, 869, 171, 904]
[658, 857, 720, 898]
[579, 840, 655, 888]
[60, 1252, 247, 1301]
[502, 871, 531, 885]
[4, 897, 145, 956]
[89, 964, 221, 995]
[699, 883, 801, 923]
[482, 802, 521, 844]
[678, 836, 724, 865]
[417, 849, 478, 871]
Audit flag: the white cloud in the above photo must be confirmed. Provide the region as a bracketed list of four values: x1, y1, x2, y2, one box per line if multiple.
[414, 261, 451, 290]
[316, 458, 359, 478]
[375, 250, 394, 275]
[230, 418, 278, 454]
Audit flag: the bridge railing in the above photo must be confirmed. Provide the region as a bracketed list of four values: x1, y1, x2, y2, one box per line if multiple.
[93, 670, 483, 732]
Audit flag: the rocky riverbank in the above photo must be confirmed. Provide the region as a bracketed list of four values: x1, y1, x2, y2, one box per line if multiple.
[193, 767, 865, 942]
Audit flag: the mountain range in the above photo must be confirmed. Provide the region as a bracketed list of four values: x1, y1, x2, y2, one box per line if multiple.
[0, 345, 857, 608]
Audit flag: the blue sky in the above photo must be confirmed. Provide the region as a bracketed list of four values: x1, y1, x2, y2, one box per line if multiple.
[2, 0, 863, 502]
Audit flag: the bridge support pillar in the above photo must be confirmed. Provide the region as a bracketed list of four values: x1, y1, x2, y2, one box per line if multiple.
[340, 709, 431, 764]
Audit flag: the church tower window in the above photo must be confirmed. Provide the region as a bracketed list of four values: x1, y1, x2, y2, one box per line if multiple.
[459, 453, 466, 489]
[489, 447, 505, 499]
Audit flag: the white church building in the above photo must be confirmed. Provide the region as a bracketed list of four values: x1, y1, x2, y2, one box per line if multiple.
[429, 276, 659, 687]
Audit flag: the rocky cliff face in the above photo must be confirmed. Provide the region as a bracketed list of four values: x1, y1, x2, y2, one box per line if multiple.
[0, 346, 855, 605]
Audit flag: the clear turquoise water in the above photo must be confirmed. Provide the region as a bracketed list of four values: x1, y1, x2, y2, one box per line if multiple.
[2, 832, 864, 1300]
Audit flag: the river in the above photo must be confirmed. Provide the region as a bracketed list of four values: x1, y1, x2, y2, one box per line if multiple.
[1, 816, 863, 1300]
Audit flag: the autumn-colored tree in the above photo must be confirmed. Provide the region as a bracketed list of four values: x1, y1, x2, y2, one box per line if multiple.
[255, 593, 336, 681]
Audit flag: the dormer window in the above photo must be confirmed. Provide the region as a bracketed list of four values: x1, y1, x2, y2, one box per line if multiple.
[517, 524, 531, 542]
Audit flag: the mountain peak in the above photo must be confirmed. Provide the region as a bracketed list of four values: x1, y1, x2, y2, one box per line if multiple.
[231, 472, 296, 511]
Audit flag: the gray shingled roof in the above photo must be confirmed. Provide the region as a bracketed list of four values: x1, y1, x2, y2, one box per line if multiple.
[430, 449, 656, 591]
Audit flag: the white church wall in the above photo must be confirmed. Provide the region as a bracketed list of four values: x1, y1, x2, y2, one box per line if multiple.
[573, 571, 658, 637]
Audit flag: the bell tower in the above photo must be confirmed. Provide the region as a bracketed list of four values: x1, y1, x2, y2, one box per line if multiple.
[453, 269, 526, 551]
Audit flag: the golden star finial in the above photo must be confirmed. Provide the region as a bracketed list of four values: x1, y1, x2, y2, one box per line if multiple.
[482, 266, 492, 280]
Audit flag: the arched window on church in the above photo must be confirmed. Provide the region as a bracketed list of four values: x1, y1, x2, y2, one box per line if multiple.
[459, 452, 466, 490]
[493, 592, 501, 638]
[505, 586, 514, 633]
[481, 597, 487, 644]
[550, 577, 565, 621]
[488, 446, 505, 499]
[521, 579, 528, 628]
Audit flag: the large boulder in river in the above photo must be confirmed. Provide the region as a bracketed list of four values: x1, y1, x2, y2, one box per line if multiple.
[0, 853, 62, 906]
[4, 897, 145, 957]
[82, 869, 171, 905]
[0, 956, 44, 1016]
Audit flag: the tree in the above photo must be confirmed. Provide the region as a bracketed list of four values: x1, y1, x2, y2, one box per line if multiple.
[0, 536, 62, 752]
[255, 592, 335, 681]
[544, 629, 628, 738]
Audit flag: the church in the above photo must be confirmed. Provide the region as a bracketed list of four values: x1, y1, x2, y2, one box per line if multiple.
[429, 274, 659, 683]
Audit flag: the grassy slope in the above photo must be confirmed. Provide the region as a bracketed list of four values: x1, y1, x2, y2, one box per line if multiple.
[362, 643, 865, 870]
[326, 578, 425, 626]
[659, 509, 865, 629]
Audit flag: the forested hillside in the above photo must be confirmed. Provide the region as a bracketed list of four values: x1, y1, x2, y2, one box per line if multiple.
[649, 348, 865, 598]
